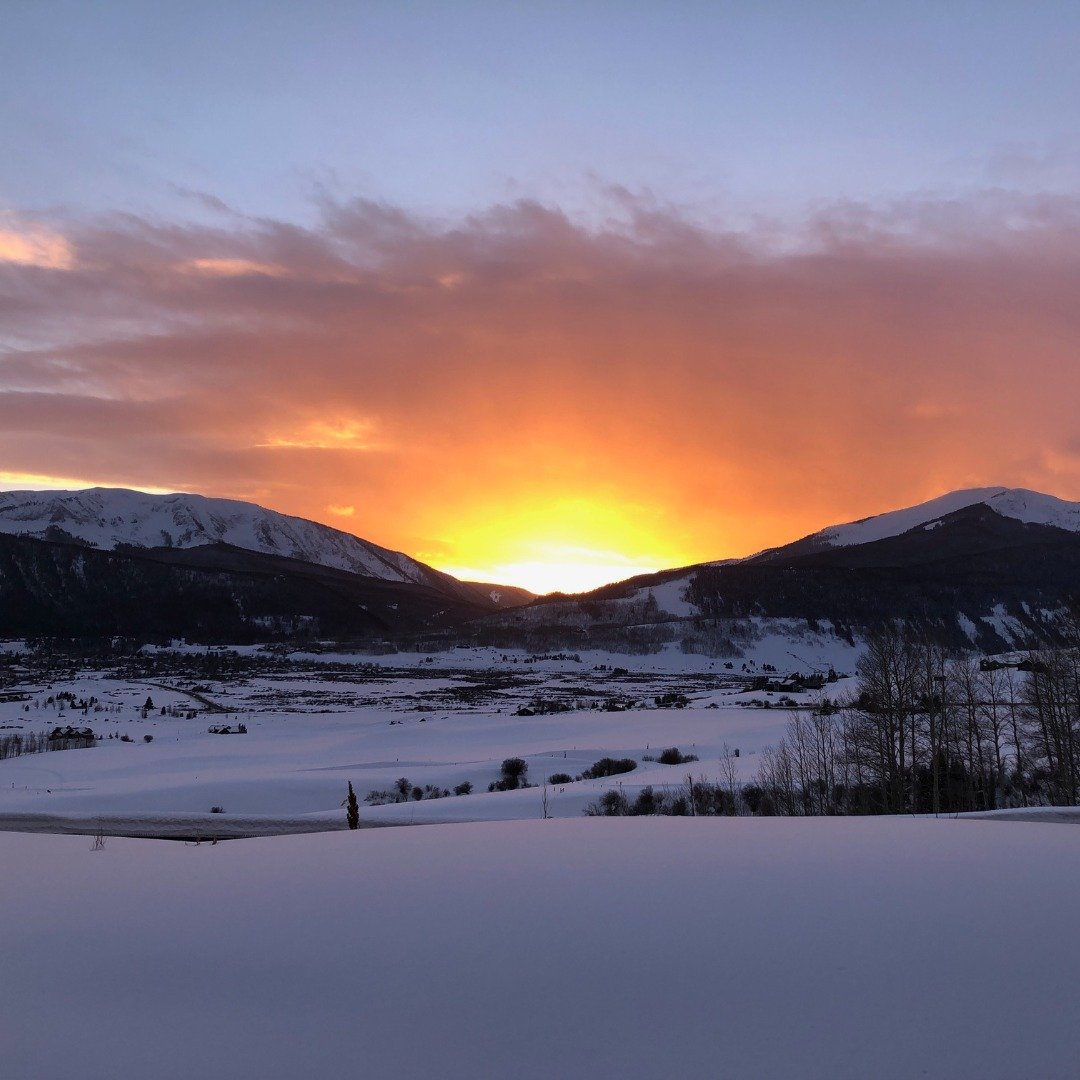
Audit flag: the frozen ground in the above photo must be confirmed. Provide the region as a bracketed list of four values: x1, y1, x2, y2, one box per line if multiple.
[3, 644, 1079, 1079]
[2, 817, 1080, 1080]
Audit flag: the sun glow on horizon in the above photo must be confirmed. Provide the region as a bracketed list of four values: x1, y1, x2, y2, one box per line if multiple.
[414, 494, 697, 594]
[0, 472, 176, 495]
[439, 553, 663, 595]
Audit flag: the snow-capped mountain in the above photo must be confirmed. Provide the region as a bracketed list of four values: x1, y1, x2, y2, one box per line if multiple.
[0, 487, 472, 597]
[492, 486, 1080, 656]
[785, 487, 1080, 554]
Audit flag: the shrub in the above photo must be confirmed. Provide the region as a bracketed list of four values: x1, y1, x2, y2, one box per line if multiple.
[454, 781, 473, 796]
[489, 757, 530, 792]
[585, 779, 736, 818]
[654, 693, 690, 708]
[585, 789, 629, 816]
[658, 747, 698, 766]
[548, 773, 573, 785]
[632, 785, 665, 815]
[210, 806, 225, 814]
[366, 777, 449, 805]
[582, 757, 637, 779]
[143, 734, 153, 744]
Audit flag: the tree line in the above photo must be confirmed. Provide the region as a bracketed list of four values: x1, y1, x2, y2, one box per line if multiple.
[750, 623, 1080, 816]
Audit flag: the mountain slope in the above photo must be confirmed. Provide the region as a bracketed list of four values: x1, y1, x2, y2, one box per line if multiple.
[0, 532, 489, 640]
[761, 487, 1080, 559]
[0, 488, 505, 606]
[483, 489, 1080, 655]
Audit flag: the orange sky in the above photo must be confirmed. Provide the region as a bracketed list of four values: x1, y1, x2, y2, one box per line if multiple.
[3, 193, 1080, 592]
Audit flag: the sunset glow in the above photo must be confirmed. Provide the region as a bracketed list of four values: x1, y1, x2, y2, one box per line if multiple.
[421, 495, 681, 593]
[4, 5, 1080, 593]
[0, 221, 73, 269]
[4, 194, 1080, 591]
[0, 472, 174, 495]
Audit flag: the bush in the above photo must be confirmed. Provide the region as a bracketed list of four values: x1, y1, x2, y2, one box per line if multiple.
[582, 757, 637, 779]
[365, 777, 450, 805]
[548, 773, 573, 785]
[585, 789, 629, 816]
[454, 781, 473, 796]
[490, 757, 530, 792]
[632, 785, 665, 815]
[654, 693, 690, 708]
[658, 747, 698, 766]
[584, 779, 734, 818]
[143, 734, 153, 743]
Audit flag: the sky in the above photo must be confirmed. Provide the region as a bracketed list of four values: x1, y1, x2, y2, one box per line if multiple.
[3, 2, 1080, 592]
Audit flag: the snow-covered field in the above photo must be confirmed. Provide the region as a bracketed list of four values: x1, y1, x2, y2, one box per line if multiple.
[3, 817, 1080, 1080]
[3, 644, 1079, 1079]
[0, 647, 806, 834]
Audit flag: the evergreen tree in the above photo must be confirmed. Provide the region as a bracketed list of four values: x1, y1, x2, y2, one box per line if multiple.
[346, 781, 360, 830]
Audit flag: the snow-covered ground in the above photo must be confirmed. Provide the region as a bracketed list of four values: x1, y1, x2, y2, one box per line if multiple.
[3, 818, 1080, 1080]
[0, 649, 808, 834]
[3, 644, 1079, 1078]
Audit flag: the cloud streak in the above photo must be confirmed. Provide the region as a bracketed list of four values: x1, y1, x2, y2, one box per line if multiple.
[3, 191, 1080, 587]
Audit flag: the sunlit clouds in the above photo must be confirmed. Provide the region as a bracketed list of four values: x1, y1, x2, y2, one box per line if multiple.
[3, 191, 1080, 590]
[0, 471, 173, 495]
[181, 258, 288, 278]
[0, 217, 73, 270]
[256, 418, 381, 451]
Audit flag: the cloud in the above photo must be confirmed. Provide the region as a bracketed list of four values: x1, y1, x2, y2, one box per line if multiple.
[0, 215, 74, 269]
[3, 190, 1080, 583]
[254, 418, 381, 451]
[181, 258, 288, 278]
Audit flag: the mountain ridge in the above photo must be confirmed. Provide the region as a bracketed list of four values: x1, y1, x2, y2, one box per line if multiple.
[485, 490, 1080, 656]
[756, 487, 1080, 561]
[0, 487, 531, 608]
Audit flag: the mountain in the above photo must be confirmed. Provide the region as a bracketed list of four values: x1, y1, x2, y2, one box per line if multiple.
[7, 485, 1080, 651]
[0, 488, 532, 641]
[0, 488, 527, 609]
[480, 488, 1080, 656]
[755, 487, 1080, 560]
[0, 531, 491, 641]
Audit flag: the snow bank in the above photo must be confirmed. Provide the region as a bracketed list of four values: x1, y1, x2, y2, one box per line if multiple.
[2, 817, 1079, 1080]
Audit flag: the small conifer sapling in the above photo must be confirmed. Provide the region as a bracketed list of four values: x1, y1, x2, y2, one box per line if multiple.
[346, 781, 360, 830]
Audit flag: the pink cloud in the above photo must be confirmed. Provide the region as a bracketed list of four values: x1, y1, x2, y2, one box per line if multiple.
[2, 191, 1080, 570]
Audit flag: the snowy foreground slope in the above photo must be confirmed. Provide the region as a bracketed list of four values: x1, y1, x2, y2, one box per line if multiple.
[2, 818, 1079, 1080]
